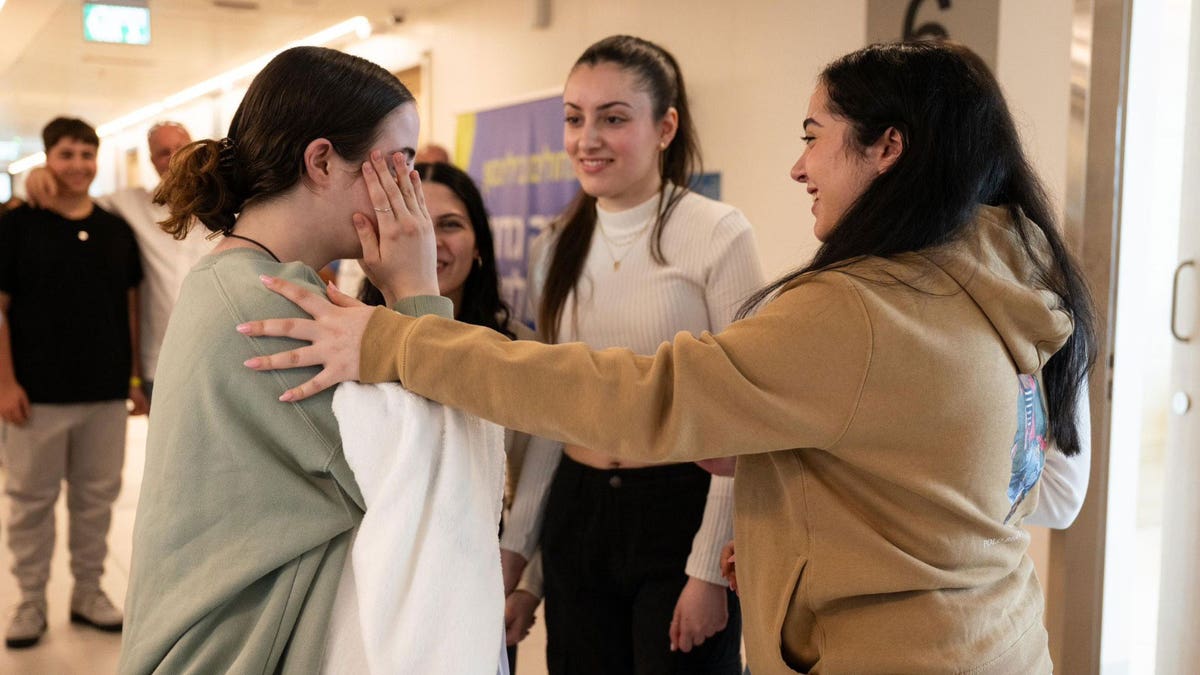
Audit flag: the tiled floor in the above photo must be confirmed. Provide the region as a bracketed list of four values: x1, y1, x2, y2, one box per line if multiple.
[0, 416, 144, 674]
[0, 416, 551, 674]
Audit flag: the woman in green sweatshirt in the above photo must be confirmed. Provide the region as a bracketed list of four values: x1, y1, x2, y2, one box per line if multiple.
[117, 46, 446, 674]
[242, 41, 1096, 674]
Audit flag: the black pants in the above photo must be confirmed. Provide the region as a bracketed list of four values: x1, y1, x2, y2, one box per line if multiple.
[541, 456, 742, 675]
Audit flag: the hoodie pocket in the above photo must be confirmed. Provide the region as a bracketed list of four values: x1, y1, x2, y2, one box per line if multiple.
[774, 555, 817, 673]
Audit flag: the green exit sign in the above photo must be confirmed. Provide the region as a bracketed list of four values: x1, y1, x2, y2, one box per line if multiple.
[83, 2, 151, 46]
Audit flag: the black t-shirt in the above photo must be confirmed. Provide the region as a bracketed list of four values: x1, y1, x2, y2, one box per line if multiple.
[0, 204, 143, 403]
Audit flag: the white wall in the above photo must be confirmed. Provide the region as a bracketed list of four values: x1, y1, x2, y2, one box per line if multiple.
[401, 0, 865, 278]
[387, 0, 1073, 280]
[80, 0, 1073, 283]
[995, 0, 1074, 594]
[998, 0, 1072, 224]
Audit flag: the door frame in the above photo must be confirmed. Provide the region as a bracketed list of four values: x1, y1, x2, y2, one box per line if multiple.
[1044, 0, 1132, 672]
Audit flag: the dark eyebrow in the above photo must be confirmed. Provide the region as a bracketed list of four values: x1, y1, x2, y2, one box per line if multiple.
[802, 117, 822, 130]
[564, 101, 633, 111]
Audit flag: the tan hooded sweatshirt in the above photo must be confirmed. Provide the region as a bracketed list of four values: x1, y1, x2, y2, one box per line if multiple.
[361, 204, 1073, 674]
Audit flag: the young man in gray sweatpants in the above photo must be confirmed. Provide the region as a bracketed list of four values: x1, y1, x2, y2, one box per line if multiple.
[0, 117, 146, 648]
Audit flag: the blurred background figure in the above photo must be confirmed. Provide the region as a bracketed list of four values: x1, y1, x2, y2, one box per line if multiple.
[25, 121, 213, 403]
[414, 143, 451, 164]
[0, 117, 144, 649]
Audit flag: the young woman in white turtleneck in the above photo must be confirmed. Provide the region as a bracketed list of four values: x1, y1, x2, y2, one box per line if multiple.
[496, 35, 763, 675]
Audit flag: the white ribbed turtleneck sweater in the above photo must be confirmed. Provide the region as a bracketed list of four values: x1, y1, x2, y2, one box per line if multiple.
[501, 187, 764, 584]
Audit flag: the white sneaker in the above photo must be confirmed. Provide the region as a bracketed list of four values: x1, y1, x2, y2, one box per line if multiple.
[5, 600, 47, 649]
[70, 588, 123, 632]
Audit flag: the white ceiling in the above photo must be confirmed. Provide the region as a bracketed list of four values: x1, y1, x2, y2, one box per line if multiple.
[0, 0, 451, 171]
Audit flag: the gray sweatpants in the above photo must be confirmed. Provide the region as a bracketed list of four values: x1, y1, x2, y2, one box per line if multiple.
[2, 401, 126, 600]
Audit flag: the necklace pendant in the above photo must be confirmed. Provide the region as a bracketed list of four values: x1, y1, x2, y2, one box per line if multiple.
[613, 261, 620, 271]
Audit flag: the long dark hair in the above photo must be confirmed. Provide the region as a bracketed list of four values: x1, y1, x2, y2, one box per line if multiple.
[360, 162, 514, 338]
[538, 35, 701, 343]
[155, 46, 415, 238]
[740, 41, 1096, 456]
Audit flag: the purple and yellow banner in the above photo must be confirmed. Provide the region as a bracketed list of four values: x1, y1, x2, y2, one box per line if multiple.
[456, 95, 579, 323]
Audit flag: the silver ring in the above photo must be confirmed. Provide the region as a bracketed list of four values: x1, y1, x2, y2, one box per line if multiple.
[373, 207, 393, 214]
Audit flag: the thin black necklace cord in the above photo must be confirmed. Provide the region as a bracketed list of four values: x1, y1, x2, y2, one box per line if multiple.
[224, 232, 282, 263]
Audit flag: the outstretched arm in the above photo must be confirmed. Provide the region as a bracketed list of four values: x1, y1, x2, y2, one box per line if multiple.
[236, 144, 869, 465]
[239, 272, 872, 467]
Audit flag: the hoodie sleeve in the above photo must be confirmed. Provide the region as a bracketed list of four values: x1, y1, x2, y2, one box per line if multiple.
[360, 273, 873, 464]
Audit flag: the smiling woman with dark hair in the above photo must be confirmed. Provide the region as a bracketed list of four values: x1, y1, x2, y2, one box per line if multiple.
[360, 161, 515, 338]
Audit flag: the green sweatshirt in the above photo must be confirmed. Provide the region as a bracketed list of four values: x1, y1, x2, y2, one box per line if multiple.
[119, 248, 449, 674]
[359, 205, 1072, 674]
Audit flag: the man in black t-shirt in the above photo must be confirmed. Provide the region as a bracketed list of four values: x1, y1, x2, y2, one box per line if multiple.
[0, 117, 144, 649]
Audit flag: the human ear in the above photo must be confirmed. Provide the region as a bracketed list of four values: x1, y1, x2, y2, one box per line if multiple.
[302, 138, 335, 185]
[658, 107, 679, 150]
[871, 127, 904, 174]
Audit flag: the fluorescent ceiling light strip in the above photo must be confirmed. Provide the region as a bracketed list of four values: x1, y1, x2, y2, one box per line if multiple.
[9, 15, 371, 173]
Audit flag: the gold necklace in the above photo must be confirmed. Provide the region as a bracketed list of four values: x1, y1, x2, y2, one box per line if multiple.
[596, 216, 653, 271]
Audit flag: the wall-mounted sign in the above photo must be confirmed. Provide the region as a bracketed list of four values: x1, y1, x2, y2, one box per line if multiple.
[456, 95, 577, 322]
[83, 2, 151, 46]
[867, 0, 998, 71]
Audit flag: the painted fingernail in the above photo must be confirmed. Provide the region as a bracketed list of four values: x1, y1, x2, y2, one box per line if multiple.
[244, 357, 260, 368]
[372, 150, 382, 161]
[279, 391, 296, 402]
[260, 274, 274, 285]
[236, 323, 251, 334]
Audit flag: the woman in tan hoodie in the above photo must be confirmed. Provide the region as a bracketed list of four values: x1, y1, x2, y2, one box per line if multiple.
[241, 41, 1096, 674]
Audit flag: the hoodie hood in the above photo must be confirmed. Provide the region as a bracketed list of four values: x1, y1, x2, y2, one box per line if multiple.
[926, 204, 1074, 374]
